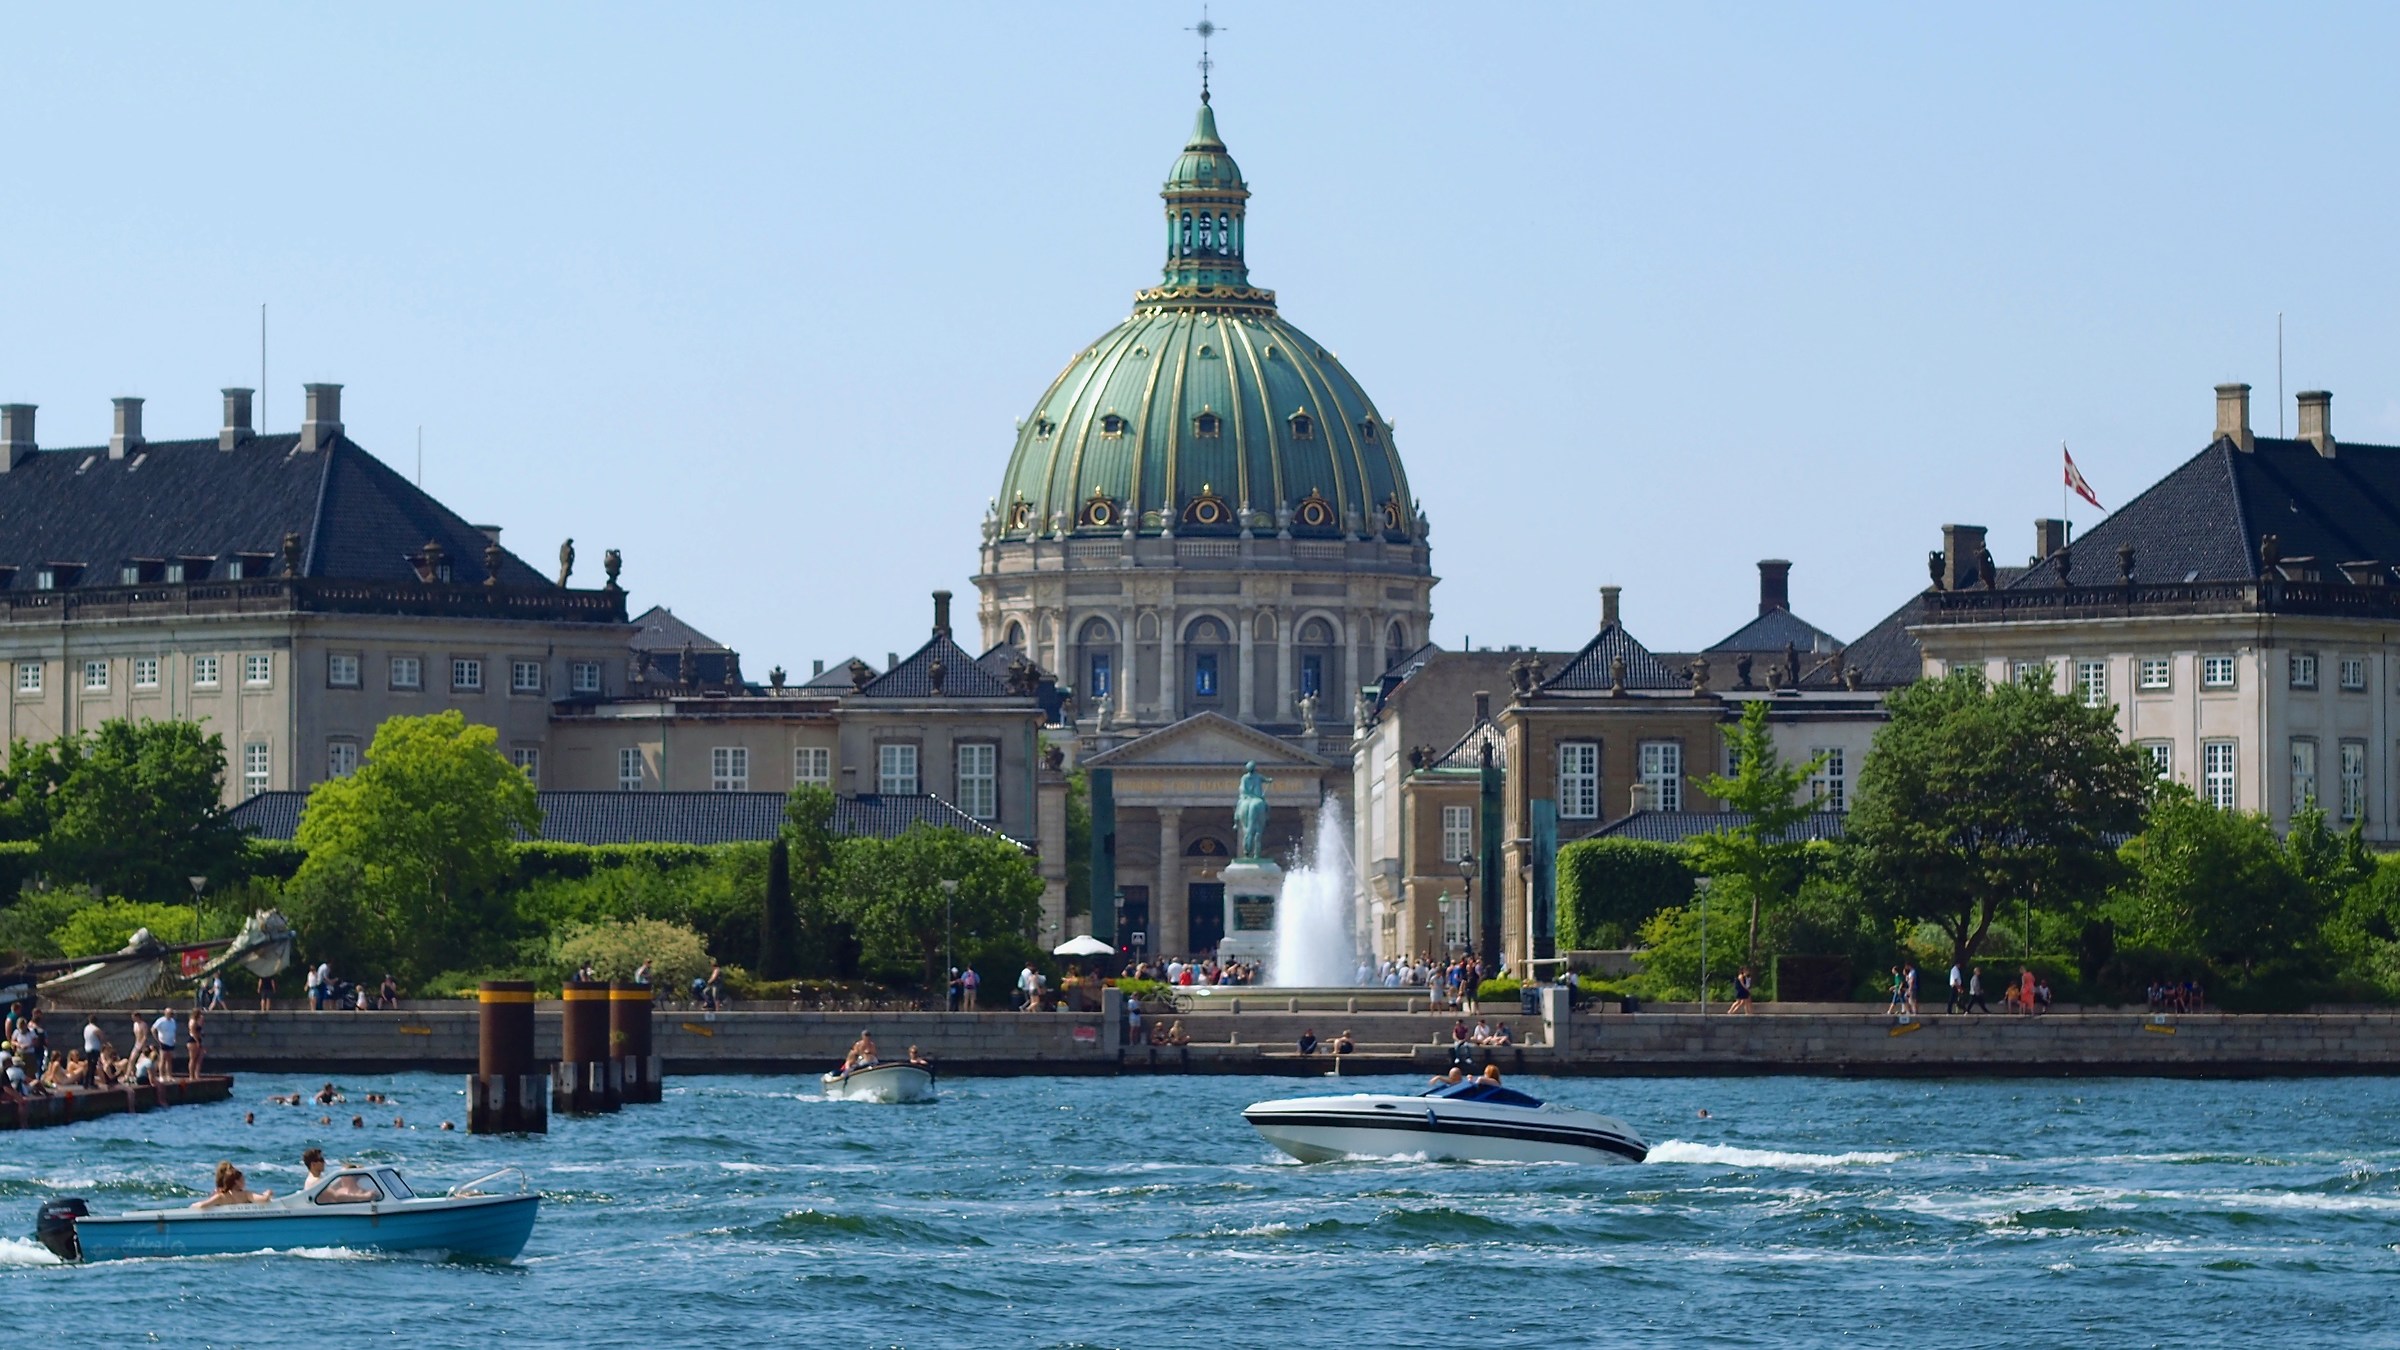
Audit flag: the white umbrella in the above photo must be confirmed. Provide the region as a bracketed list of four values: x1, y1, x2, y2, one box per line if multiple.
[1052, 934, 1117, 957]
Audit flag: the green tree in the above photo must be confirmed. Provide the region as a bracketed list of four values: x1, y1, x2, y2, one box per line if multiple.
[1691, 700, 1822, 967]
[292, 711, 540, 981]
[51, 899, 210, 958]
[43, 720, 247, 903]
[555, 917, 711, 987]
[1063, 766, 1092, 920]
[831, 826, 1042, 985]
[0, 735, 75, 843]
[758, 836, 795, 979]
[1844, 669, 2151, 972]
[784, 786, 856, 977]
[1631, 881, 1750, 1001]
[2123, 787, 2324, 976]
[1555, 838, 1695, 949]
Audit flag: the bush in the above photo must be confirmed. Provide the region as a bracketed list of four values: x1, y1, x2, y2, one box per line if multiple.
[553, 917, 712, 988]
[0, 889, 98, 960]
[1557, 839, 1695, 949]
[0, 838, 43, 901]
[240, 838, 308, 883]
[1115, 978, 1172, 1006]
[1631, 883, 1751, 1001]
[417, 966, 553, 999]
[510, 841, 724, 885]
[53, 900, 209, 958]
[1475, 977, 1522, 1003]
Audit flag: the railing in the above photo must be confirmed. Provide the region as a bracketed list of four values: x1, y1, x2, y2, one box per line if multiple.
[0, 578, 628, 626]
[1914, 578, 2400, 624]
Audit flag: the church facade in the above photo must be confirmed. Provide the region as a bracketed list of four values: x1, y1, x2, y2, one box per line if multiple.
[974, 95, 1434, 953]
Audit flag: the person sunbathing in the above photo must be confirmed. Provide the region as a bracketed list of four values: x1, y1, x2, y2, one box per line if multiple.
[193, 1161, 272, 1208]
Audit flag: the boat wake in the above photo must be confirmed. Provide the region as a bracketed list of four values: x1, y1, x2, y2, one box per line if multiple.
[0, 1237, 60, 1267]
[1645, 1141, 1903, 1169]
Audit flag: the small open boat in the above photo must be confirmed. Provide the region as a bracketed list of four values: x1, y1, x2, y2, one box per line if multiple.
[34, 1165, 539, 1262]
[820, 1060, 935, 1103]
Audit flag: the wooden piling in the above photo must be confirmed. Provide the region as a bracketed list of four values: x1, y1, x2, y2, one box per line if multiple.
[466, 980, 546, 1134]
[554, 980, 620, 1113]
[611, 981, 660, 1104]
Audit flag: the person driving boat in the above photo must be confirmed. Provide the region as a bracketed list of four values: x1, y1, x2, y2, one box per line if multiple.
[841, 1030, 879, 1072]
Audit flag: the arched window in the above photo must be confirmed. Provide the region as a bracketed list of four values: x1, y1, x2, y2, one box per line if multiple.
[1179, 211, 1194, 257]
[1288, 411, 1314, 440]
[1299, 618, 1336, 646]
[1218, 213, 1233, 255]
[1186, 616, 1229, 645]
[1077, 617, 1116, 704]
[1384, 621, 1407, 672]
[1005, 621, 1026, 650]
[1197, 213, 1213, 252]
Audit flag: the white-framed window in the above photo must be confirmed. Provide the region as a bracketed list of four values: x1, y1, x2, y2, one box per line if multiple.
[243, 653, 272, 687]
[132, 657, 158, 690]
[511, 660, 543, 694]
[192, 655, 220, 689]
[389, 656, 421, 690]
[2292, 738, 2319, 811]
[1557, 740, 1600, 820]
[571, 661, 602, 695]
[2138, 658, 2171, 691]
[2076, 660, 2108, 708]
[1810, 747, 1847, 812]
[2341, 740, 2367, 822]
[2203, 740, 2238, 810]
[327, 653, 360, 688]
[1639, 740, 1683, 812]
[2291, 652, 2319, 690]
[327, 741, 359, 779]
[2139, 740, 2173, 780]
[2342, 656, 2368, 692]
[2202, 654, 2237, 689]
[13, 662, 38, 695]
[878, 743, 919, 795]
[242, 742, 270, 797]
[1441, 804, 1474, 862]
[617, 747, 644, 792]
[711, 746, 748, 792]
[510, 747, 540, 781]
[955, 742, 997, 819]
[2011, 659, 2047, 687]
[452, 658, 483, 691]
[82, 659, 107, 692]
[794, 746, 831, 788]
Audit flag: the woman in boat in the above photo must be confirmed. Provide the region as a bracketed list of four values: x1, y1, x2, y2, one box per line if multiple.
[193, 1162, 272, 1208]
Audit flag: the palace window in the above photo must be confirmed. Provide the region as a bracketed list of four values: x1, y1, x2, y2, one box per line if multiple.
[1811, 747, 1847, 812]
[618, 747, 644, 792]
[328, 741, 359, 780]
[2291, 738, 2319, 811]
[452, 658, 482, 692]
[15, 662, 39, 695]
[193, 656, 220, 689]
[133, 657, 159, 690]
[2076, 660, 2107, 708]
[389, 656, 421, 691]
[2203, 740, 2238, 809]
[1558, 741, 1600, 820]
[243, 742, 270, 797]
[878, 743, 919, 795]
[1088, 651, 1113, 701]
[2342, 656, 2368, 692]
[2291, 652, 2319, 690]
[1193, 652, 1219, 699]
[328, 654, 360, 688]
[244, 654, 272, 687]
[572, 661, 602, 694]
[2138, 658, 2171, 691]
[2341, 740, 2367, 822]
[2139, 741, 2173, 780]
[1441, 805, 1474, 863]
[165, 561, 185, 584]
[2011, 660, 2047, 687]
[511, 747, 540, 782]
[2202, 654, 2237, 689]
[512, 660, 543, 694]
[794, 746, 831, 788]
[1639, 740, 1683, 813]
[711, 746, 748, 792]
[1300, 654, 1323, 698]
[82, 660, 107, 692]
[956, 743, 997, 820]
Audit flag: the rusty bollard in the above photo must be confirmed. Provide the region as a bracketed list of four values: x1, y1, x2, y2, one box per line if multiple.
[611, 980, 661, 1104]
[467, 980, 547, 1134]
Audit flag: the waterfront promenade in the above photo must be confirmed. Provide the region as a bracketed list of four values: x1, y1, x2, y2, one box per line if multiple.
[141, 996, 2400, 1078]
[0, 1074, 233, 1130]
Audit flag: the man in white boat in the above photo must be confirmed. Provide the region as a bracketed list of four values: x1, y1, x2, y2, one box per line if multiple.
[841, 1029, 881, 1072]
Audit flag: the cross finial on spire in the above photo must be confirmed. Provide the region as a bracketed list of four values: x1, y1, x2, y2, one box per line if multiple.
[1189, 7, 1223, 103]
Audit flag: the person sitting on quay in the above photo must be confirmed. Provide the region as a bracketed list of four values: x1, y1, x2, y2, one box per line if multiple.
[1331, 1030, 1355, 1056]
[1165, 1021, 1190, 1047]
[193, 1162, 271, 1208]
[1296, 1029, 1319, 1057]
[1490, 1022, 1513, 1047]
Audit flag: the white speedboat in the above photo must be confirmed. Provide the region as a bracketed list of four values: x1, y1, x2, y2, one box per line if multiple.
[35, 1165, 538, 1263]
[1244, 1079, 1647, 1164]
[820, 1060, 936, 1103]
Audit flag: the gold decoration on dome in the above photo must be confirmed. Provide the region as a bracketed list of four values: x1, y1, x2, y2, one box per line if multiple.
[1007, 499, 1033, 532]
[1293, 489, 1336, 531]
[1078, 492, 1120, 529]
[1183, 483, 1233, 528]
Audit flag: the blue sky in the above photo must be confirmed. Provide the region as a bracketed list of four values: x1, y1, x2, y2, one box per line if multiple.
[4, 4, 2395, 668]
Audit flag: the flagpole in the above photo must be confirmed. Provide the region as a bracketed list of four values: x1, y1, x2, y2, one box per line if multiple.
[2062, 441, 2069, 545]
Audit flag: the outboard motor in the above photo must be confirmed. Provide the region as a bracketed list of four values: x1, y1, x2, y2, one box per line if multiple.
[35, 1198, 86, 1261]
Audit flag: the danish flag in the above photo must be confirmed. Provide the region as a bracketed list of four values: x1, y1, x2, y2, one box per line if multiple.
[2064, 444, 2102, 511]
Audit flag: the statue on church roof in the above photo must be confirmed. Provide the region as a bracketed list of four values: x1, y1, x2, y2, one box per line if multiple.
[557, 538, 574, 587]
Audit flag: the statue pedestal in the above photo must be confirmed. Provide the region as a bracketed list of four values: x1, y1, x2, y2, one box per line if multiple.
[1218, 859, 1283, 968]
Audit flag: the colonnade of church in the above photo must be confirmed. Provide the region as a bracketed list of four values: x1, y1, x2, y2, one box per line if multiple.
[1017, 604, 1414, 727]
[1113, 799, 1320, 958]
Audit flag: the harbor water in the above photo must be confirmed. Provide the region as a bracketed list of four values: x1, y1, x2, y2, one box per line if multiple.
[4, 1071, 2397, 1346]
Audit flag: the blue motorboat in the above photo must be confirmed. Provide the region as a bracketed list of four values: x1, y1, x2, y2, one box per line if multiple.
[34, 1165, 539, 1263]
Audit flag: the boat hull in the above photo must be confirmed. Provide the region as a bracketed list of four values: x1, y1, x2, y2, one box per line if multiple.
[821, 1063, 936, 1103]
[69, 1193, 539, 1262]
[1244, 1095, 1648, 1165]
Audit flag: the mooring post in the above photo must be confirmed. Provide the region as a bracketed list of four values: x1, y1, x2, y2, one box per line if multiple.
[554, 980, 621, 1114]
[467, 980, 546, 1134]
[611, 980, 660, 1104]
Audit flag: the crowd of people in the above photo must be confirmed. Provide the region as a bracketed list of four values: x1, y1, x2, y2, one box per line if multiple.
[1367, 954, 1489, 1010]
[2147, 979, 2207, 1013]
[1120, 956, 1262, 988]
[1, 1005, 207, 1102]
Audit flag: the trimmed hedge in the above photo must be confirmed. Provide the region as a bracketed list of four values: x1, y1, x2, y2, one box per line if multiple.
[1557, 839, 1696, 949]
[240, 837, 307, 883]
[509, 841, 736, 884]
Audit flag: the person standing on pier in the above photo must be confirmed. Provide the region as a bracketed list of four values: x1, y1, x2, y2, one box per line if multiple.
[151, 1008, 181, 1083]
[186, 1011, 206, 1081]
[961, 966, 980, 1011]
[80, 1016, 102, 1087]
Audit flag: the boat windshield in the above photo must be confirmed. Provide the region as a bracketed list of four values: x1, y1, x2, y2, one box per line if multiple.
[314, 1172, 383, 1206]
[1423, 1081, 1545, 1109]
[377, 1169, 414, 1200]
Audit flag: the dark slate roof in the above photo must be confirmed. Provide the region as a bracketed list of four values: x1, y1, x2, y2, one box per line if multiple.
[0, 433, 553, 590]
[804, 658, 874, 690]
[228, 790, 1016, 847]
[860, 631, 1012, 699]
[2010, 436, 2400, 591]
[1840, 595, 1927, 689]
[1577, 810, 1848, 845]
[1426, 713, 1506, 771]
[1708, 607, 1840, 655]
[1541, 623, 1683, 692]
[627, 606, 738, 685]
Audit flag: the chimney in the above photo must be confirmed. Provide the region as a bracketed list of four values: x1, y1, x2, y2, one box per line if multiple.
[2297, 390, 2335, 457]
[932, 589, 953, 637]
[2215, 382, 2254, 452]
[219, 388, 254, 450]
[298, 382, 343, 453]
[2035, 518, 2069, 561]
[812, 658, 825, 677]
[887, 651, 899, 671]
[1473, 689, 1490, 724]
[1599, 585, 1621, 630]
[1940, 523, 1987, 592]
[1756, 559, 1792, 615]
[0, 403, 33, 471]
[473, 524, 503, 545]
[109, 397, 144, 460]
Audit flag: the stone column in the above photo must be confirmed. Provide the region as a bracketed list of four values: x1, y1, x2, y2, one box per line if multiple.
[1341, 613, 1359, 716]
[1237, 616, 1256, 723]
[1276, 615, 1295, 723]
[1157, 806, 1185, 957]
[1160, 607, 1180, 723]
[1117, 614, 1134, 723]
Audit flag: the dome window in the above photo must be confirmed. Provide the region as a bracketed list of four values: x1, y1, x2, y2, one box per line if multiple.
[1293, 490, 1337, 531]
[1007, 501, 1032, 532]
[1100, 413, 1128, 438]
[1196, 344, 1217, 359]
[1033, 417, 1055, 439]
[1183, 485, 1232, 528]
[1078, 493, 1120, 529]
[1382, 499, 1405, 532]
[1194, 409, 1221, 439]
[1287, 411, 1315, 441]
[1359, 418, 1380, 443]
[1179, 211, 1194, 258]
[1197, 213, 1214, 252]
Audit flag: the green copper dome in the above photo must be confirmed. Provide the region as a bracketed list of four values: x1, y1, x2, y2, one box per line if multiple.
[994, 103, 1418, 543]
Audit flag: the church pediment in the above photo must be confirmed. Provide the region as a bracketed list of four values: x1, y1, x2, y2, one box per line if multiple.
[1083, 711, 1332, 770]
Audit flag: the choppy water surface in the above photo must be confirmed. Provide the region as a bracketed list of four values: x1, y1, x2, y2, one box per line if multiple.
[4, 1072, 2397, 1347]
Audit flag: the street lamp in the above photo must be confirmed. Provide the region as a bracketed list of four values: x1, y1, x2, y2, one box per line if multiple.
[1454, 851, 1477, 955]
[940, 878, 959, 1001]
[188, 875, 208, 900]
